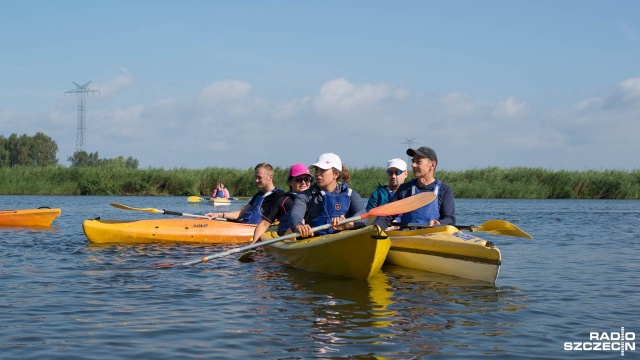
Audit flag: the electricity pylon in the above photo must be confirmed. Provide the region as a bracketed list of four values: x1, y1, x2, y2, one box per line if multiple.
[401, 138, 417, 163]
[65, 81, 99, 152]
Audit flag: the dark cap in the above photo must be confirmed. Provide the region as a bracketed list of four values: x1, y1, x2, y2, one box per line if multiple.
[406, 147, 438, 163]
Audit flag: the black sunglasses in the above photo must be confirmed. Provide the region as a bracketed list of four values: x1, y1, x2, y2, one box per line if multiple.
[294, 176, 313, 183]
[387, 169, 404, 176]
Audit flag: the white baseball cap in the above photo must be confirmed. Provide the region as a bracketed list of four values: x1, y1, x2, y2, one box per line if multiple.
[386, 158, 407, 171]
[311, 153, 342, 171]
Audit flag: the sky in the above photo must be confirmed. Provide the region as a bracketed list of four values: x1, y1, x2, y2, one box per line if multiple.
[1, 1, 639, 171]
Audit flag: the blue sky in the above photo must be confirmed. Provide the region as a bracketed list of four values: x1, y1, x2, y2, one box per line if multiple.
[1, 1, 639, 171]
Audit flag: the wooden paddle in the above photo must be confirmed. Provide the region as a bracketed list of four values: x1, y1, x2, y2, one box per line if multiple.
[155, 191, 437, 267]
[110, 203, 221, 220]
[392, 219, 532, 239]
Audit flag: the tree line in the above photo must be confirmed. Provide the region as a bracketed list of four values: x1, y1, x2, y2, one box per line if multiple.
[0, 132, 138, 169]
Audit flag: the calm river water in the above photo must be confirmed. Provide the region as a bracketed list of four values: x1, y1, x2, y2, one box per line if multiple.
[1, 195, 638, 359]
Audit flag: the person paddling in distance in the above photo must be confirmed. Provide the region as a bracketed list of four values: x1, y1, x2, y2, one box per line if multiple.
[366, 158, 408, 211]
[373, 146, 456, 229]
[289, 153, 366, 238]
[248, 163, 312, 244]
[206, 163, 284, 224]
[212, 182, 229, 198]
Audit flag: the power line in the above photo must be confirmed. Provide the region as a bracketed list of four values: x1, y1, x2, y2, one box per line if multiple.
[65, 81, 99, 152]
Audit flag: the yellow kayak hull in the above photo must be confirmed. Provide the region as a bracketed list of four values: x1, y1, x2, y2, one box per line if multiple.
[385, 225, 502, 284]
[262, 225, 391, 280]
[83, 218, 256, 244]
[209, 198, 231, 205]
[0, 208, 61, 227]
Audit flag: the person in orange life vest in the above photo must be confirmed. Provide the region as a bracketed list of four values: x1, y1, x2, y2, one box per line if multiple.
[212, 182, 229, 198]
[289, 153, 366, 238]
[206, 163, 284, 224]
[249, 163, 312, 244]
[373, 146, 456, 229]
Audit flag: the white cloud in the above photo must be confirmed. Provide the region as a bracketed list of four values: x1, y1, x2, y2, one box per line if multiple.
[440, 92, 480, 117]
[6, 73, 640, 170]
[196, 80, 252, 108]
[313, 78, 410, 115]
[491, 96, 527, 118]
[92, 75, 134, 98]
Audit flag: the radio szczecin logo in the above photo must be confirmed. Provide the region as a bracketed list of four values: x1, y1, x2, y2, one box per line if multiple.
[564, 327, 636, 356]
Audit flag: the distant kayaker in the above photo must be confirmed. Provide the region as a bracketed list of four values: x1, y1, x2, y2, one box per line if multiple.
[206, 163, 284, 225]
[289, 153, 366, 237]
[249, 163, 312, 244]
[366, 158, 409, 211]
[212, 182, 230, 198]
[373, 146, 456, 229]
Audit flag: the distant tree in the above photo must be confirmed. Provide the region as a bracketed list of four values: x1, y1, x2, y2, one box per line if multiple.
[68, 151, 139, 169]
[68, 151, 101, 167]
[31, 132, 59, 166]
[0, 132, 58, 167]
[125, 156, 139, 169]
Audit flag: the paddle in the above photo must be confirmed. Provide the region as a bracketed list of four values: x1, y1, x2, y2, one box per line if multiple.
[110, 203, 218, 220]
[157, 191, 437, 267]
[391, 219, 532, 239]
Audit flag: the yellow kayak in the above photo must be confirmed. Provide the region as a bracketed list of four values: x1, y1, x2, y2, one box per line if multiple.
[209, 198, 231, 205]
[83, 218, 256, 244]
[0, 207, 61, 227]
[385, 225, 502, 284]
[261, 225, 391, 280]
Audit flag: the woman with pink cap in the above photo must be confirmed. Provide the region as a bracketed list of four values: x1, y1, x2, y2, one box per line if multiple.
[288, 153, 366, 237]
[249, 163, 313, 243]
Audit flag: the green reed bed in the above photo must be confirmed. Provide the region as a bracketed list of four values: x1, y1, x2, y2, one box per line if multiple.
[0, 166, 638, 199]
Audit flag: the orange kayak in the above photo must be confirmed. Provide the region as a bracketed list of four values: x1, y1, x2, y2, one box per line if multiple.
[82, 217, 256, 244]
[0, 207, 61, 227]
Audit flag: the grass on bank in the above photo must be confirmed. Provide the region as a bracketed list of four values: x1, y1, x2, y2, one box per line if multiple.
[0, 166, 639, 199]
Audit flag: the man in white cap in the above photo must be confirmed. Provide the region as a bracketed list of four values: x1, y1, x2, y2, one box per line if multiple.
[366, 158, 408, 211]
[289, 153, 366, 237]
[373, 146, 456, 229]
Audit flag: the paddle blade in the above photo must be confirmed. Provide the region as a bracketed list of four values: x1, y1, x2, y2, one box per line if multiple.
[110, 203, 162, 214]
[237, 250, 257, 263]
[364, 192, 436, 218]
[478, 220, 532, 239]
[187, 196, 204, 203]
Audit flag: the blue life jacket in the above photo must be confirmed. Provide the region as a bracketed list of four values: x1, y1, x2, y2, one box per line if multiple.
[399, 179, 441, 224]
[241, 188, 279, 224]
[277, 193, 295, 235]
[309, 183, 352, 236]
[213, 189, 225, 198]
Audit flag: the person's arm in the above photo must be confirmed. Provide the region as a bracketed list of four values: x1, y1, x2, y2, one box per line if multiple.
[223, 189, 230, 198]
[372, 188, 404, 229]
[250, 219, 272, 244]
[290, 192, 314, 237]
[205, 204, 248, 220]
[438, 185, 456, 225]
[366, 189, 380, 212]
[347, 190, 367, 229]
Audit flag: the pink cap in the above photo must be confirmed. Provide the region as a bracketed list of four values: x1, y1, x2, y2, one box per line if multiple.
[289, 163, 311, 177]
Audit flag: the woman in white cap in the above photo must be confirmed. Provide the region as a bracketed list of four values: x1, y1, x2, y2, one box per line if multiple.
[288, 153, 366, 237]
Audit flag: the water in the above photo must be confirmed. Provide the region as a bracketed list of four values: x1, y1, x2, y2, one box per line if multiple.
[1, 195, 638, 359]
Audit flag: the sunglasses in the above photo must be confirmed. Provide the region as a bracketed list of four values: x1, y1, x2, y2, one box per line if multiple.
[294, 176, 313, 183]
[387, 169, 404, 176]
